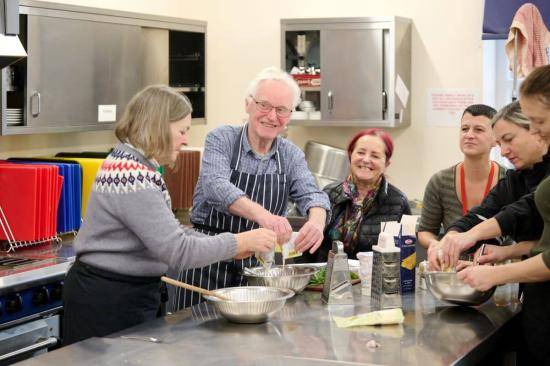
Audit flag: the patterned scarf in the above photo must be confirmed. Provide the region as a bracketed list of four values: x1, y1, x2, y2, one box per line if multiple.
[329, 175, 381, 252]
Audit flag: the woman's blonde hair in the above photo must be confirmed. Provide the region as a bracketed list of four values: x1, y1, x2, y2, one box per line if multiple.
[115, 85, 192, 164]
[491, 101, 530, 130]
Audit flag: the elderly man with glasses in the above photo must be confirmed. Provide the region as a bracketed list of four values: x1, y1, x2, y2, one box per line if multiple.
[169, 67, 330, 310]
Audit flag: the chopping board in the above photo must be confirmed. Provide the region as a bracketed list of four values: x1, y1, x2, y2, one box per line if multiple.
[8, 158, 82, 233]
[55, 157, 104, 217]
[0, 164, 38, 241]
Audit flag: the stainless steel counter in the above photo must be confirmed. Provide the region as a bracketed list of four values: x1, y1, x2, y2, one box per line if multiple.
[16, 284, 519, 366]
[0, 240, 75, 294]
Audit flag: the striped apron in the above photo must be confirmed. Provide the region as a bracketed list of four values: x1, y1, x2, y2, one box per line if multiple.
[170, 126, 289, 310]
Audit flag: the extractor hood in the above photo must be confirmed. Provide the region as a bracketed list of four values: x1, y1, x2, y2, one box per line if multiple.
[0, 0, 26, 69]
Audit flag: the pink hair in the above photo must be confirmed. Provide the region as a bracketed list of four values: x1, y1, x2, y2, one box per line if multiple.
[346, 128, 394, 162]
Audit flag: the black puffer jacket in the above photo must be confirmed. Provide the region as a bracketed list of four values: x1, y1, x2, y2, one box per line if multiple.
[316, 177, 411, 260]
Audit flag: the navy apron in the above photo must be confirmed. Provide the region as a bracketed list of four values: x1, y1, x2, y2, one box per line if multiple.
[171, 126, 289, 310]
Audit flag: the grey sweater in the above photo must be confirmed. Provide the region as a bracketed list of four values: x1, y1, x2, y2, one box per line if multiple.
[75, 143, 237, 277]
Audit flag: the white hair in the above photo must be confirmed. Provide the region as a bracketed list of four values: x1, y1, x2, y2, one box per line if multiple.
[245, 66, 302, 108]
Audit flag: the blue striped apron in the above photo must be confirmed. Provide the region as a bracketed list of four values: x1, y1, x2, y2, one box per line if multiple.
[170, 126, 289, 310]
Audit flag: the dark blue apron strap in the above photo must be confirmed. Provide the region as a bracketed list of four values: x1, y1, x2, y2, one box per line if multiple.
[230, 126, 246, 170]
[191, 222, 227, 235]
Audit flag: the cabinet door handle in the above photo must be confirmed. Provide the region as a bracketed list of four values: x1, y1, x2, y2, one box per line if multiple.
[31, 91, 41, 117]
[327, 91, 333, 111]
[382, 90, 388, 114]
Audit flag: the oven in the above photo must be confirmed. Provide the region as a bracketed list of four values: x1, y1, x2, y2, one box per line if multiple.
[0, 254, 73, 364]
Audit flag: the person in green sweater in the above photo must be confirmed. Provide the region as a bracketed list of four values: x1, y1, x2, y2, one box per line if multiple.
[434, 65, 550, 364]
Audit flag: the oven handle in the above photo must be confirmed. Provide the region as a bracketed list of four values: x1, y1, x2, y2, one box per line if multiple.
[0, 337, 58, 361]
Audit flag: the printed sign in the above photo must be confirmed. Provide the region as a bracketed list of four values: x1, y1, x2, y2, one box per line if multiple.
[427, 89, 480, 127]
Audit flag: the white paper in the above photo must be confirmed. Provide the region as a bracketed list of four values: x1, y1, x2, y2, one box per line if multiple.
[395, 75, 409, 108]
[427, 89, 480, 127]
[282, 232, 301, 259]
[98, 104, 117, 123]
[383, 221, 401, 237]
[400, 215, 418, 236]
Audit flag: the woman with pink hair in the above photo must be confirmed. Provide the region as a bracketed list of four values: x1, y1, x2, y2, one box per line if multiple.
[316, 128, 410, 260]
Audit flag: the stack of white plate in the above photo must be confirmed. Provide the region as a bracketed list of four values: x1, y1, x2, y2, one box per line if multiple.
[6, 108, 22, 126]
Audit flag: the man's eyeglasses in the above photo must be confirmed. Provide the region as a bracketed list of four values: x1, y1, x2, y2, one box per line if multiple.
[250, 96, 292, 118]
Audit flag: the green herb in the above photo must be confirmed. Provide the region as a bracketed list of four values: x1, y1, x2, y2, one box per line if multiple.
[308, 267, 359, 286]
[309, 267, 326, 286]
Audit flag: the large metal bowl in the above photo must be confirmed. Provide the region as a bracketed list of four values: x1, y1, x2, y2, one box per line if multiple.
[203, 286, 294, 324]
[243, 264, 320, 294]
[423, 272, 496, 306]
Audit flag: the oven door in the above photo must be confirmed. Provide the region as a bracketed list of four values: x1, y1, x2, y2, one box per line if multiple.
[0, 315, 59, 364]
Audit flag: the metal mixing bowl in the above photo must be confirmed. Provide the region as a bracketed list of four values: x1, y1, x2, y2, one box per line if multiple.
[203, 286, 294, 324]
[423, 272, 496, 306]
[243, 264, 320, 293]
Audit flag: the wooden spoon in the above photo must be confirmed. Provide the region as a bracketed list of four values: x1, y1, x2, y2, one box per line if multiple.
[161, 276, 231, 301]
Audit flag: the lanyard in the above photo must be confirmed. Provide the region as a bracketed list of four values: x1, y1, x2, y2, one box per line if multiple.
[460, 161, 495, 215]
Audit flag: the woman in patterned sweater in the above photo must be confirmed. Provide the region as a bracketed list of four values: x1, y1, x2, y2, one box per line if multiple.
[63, 85, 277, 345]
[418, 104, 505, 250]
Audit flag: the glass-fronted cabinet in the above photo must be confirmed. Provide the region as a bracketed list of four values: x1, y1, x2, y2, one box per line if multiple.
[281, 17, 411, 128]
[169, 30, 205, 119]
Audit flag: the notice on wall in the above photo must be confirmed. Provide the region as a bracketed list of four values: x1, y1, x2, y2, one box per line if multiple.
[98, 104, 117, 123]
[427, 89, 480, 127]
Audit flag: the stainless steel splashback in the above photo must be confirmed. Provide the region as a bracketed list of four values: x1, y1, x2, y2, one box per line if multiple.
[304, 141, 349, 189]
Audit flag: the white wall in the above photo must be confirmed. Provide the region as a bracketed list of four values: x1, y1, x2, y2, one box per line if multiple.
[0, 0, 486, 200]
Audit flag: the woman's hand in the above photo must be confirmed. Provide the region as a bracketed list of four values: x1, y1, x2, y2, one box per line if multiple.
[438, 231, 477, 270]
[295, 220, 324, 254]
[258, 212, 292, 245]
[234, 228, 277, 260]
[476, 244, 511, 265]
[455, 260, 473, 271]
[427, 239, 444, 271]
[457, 265, 498, 291]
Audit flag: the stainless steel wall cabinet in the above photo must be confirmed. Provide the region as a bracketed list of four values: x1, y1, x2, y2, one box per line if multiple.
[281, 17, 411, 128]
[1, 0, 206, 135]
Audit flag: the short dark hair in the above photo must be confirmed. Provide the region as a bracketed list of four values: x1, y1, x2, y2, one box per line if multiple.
[462, 104, 497, 119]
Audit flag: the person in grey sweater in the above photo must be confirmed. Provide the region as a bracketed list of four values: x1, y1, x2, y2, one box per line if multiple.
[63, 85, 276, 345]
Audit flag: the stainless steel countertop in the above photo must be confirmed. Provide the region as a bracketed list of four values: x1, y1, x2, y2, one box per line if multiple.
[17, 286, 520, 366]
[0, 239, 75, 293]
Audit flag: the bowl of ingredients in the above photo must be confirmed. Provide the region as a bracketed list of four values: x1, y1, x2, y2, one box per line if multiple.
[203, 286, 294, 324]
[244, 264, 320, 294]
[422, 271, 495, 306]
[307, 266, 360, 291]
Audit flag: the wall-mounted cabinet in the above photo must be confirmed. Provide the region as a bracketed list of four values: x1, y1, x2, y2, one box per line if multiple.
[1, 0, 207, 135]
[281, 17, 411, 128]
